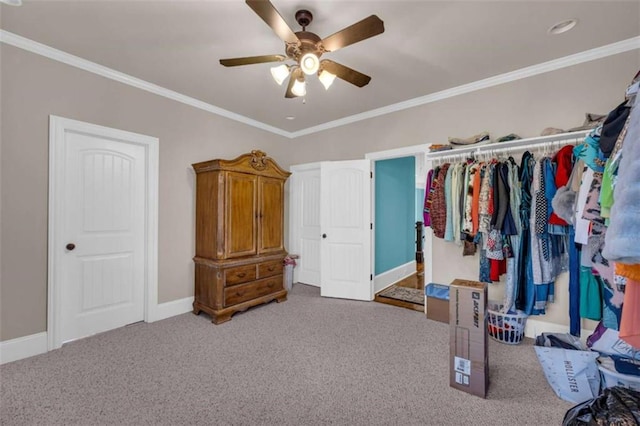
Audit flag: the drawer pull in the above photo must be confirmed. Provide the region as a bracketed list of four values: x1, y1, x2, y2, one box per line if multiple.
[236, 291, 244, 297]
[267, 266, 275, 271]
[236, 272, 247, 278]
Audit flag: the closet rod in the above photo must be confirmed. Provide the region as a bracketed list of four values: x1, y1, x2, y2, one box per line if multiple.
[425, 129, 590, 162]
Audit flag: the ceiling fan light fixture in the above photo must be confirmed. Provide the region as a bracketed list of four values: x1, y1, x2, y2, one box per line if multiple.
[300, 52, 320, 75]
[318, 69, 336, 90]
[291, 77, 307, 97]
[270, 64, 290, 85]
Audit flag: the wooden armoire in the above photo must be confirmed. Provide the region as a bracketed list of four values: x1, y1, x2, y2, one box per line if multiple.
[192, 150, 291, 324]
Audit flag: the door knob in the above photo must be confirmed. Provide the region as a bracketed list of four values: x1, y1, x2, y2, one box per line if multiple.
[322, 234, 327, 239]
[66, 243, 76, 251]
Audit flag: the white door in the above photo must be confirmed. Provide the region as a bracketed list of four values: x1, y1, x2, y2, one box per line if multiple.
[320, 160, 372, 300]
[290, 165, 321, 286]
[50, 119, 150, 347]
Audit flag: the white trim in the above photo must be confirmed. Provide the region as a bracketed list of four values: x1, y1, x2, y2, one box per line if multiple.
[0, 332, 48, 365]
[1, 30, 638, 139]
[0, 296, 192, 364]
[148, 297, 195, 323]
[365, 144, 430, 161]
[374, 261, 416, 294]
[524, 318, 593, 341]
[48, 116, 159, 350]
[289, 37, 640, 138]
[0, 30, 288, 138]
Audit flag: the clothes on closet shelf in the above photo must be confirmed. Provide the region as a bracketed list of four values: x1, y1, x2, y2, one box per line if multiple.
[425, 149, 572, 316]
[424, 75, 639, 341]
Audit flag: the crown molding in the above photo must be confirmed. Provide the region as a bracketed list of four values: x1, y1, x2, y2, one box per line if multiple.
[1, 29, 638, 139]
[289, 36, 640, 138]
[0, 30, 290, 138]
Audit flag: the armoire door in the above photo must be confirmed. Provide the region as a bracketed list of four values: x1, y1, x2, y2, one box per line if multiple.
[225, 171, 257, 258]
[258, 176, 284, 254]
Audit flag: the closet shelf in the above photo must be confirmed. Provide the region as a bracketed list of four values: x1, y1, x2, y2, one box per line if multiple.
[425, 130, 590, 160]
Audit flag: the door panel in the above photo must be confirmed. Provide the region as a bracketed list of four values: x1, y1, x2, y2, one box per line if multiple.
[298, 171, 321, 285]
[61, 133, 146, 344]
[258, 177, 284, 254]
[289, 167, 322, 286]
[225, 172, 257, 257]
[320, 160, 372, 300]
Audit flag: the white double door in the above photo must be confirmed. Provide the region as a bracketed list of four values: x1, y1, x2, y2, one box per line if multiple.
[49, 117, 155, 348]
[290, 160, 372, 301]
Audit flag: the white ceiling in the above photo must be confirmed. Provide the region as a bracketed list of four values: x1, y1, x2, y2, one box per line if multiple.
[1, 1, 639, 133]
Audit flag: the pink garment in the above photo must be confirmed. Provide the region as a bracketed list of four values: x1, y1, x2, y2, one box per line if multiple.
[619, 279, 640, 349]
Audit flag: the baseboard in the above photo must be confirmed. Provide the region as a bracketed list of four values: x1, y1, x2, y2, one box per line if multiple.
[0, 332, 48, 365]
[148, 297, 194, 322]
[374, 261, 416, 294]
[0, 299, 194, 364]
[524, 318, 593, 340]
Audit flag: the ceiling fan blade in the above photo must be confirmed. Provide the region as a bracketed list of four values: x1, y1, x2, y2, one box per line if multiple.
[220, 54, 286, 67]
[285, 68, 303, 98]
[246, 0, 300, 45]
[320, 15, 384, 52]
[321, 60, 371, 87]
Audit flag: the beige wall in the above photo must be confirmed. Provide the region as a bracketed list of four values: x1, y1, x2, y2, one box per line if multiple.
[1, 42, 638, 342]
[0, 44, 295, 341]
[286, 50, 639, 332]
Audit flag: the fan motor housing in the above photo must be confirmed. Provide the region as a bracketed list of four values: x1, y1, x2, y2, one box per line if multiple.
[287, 31, 322, 60]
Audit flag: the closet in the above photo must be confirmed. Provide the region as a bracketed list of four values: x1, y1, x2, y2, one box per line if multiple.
[423, 130, 591, 334]
[192, 150, 290, 324]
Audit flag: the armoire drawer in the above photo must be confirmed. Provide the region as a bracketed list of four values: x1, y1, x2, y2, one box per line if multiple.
[224, 264, 256, 286]
[224, 275, 283, 306]
[258, 260, 283, 278]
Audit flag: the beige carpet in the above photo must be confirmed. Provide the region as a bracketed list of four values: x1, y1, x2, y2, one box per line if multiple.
[0, 284, 572, 425]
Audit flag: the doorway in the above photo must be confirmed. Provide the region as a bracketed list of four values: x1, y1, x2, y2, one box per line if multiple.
[48, 116, 159, 350]
[290, 148, 430, 304]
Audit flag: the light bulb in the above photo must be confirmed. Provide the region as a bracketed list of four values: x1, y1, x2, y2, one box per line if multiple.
[318, 70, 336, 90]
[300, 53, 319, 75]
[270, 64, 290, 86]
[291, 78, 306, 97]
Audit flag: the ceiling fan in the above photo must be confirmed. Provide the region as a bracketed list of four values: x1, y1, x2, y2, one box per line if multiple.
[220, 0, 385, 98]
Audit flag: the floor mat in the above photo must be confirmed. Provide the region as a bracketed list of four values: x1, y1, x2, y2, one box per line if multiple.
[377, 285, 424, 305]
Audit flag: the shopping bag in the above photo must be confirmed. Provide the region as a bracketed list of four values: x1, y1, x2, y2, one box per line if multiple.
[535, 343, 601, 404]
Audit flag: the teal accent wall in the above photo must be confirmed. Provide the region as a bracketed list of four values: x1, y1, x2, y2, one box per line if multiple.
[375, 157, 415, 275]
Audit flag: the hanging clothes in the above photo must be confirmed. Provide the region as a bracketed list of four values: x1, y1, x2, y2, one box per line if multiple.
[568, 227, 581, 336]
[503, 160, 522, 312]
[423, 168, 435, 227]
[516, 151, 535, 313]
[431, 164, 451, 239]
[444, 166, 455, 242]
[451, 164, 465, 246]
[619, 279, 640, 349]
[530, 158, 555, 315]
[603, 94, 640, 263]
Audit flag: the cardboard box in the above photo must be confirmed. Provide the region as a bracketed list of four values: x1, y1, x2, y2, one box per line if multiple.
[424, 283, 449, 323]
[449, 279, 489, 398]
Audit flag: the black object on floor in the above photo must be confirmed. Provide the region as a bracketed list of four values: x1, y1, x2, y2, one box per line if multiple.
[562, 386, 640, 426]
